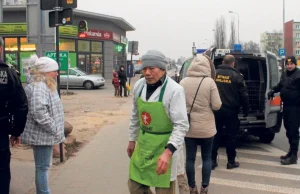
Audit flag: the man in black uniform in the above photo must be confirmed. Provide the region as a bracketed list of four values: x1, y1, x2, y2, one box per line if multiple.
[118, 65, 128, 97]
[268, 56, 300, 165]
[212, 55, 249, 170]
[0, 37, 28, 193]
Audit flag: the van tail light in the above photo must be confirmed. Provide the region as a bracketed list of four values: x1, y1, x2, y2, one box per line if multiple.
[270, 96, 281, 106]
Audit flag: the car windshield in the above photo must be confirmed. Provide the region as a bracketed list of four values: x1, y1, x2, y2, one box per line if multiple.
[74, 68, 87, 76]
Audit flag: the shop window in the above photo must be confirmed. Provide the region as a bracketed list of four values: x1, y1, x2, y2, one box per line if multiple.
[91, 41, 102, 53]
[5, 53, 18, 68]
[59, 38, 75, 51]
[296, 50, 300, 55]
[5, 38, 18, 51]
[78, 40, 90, 52]
[91, 54, 103, 74]
[20, 38, 36, 51]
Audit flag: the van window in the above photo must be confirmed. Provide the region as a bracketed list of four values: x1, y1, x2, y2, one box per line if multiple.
[179, 58, 192, 81]
[268, 55, 279, 88]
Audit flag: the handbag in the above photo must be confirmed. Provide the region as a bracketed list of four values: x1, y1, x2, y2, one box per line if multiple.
[187, 77, 206, 124]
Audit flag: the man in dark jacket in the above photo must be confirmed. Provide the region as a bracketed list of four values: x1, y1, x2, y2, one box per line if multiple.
[268, 56, 300, 165]
[212, 55, 249, 170]
[0, 37, 28, 194]
[118, 65, 128, 97]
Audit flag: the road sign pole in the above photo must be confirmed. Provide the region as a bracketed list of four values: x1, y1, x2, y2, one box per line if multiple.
[54, 0, 64, 163]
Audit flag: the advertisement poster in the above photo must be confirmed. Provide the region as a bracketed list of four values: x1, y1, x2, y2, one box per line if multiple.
[20, 52, 35, 82]
[69, 53, 77, 68]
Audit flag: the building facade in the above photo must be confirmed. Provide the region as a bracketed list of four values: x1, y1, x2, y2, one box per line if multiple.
[260, 32, 283, 55]
[1, 6, 135, 81]
[284, 20, 300, 65]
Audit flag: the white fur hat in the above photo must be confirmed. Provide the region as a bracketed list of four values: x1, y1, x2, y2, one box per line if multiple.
[29, 54, 59, 73]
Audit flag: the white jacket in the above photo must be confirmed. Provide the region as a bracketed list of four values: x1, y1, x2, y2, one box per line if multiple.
[129, 76, 189, 181]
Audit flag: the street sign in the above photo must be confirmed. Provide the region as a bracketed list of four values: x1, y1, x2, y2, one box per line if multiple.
[45, 51, 69, 74]
[128, 41, 139, 53]
[126, 61, 134, 77]
[41, 0, 77, 10]
[278, 48, 286, 57]
[49, 8, 73, 27]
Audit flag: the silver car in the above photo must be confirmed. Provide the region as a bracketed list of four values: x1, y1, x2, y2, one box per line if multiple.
[60, 68, 105, 90]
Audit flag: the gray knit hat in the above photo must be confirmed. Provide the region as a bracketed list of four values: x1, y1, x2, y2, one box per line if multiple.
[141, 50, 168, 70]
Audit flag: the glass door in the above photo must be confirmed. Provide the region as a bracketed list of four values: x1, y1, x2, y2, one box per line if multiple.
[78, 54, 91, 74]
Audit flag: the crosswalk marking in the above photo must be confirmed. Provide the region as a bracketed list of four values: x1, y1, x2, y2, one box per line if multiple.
[210, 177, 300, 194]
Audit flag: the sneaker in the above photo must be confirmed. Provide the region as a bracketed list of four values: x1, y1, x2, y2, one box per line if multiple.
[280, 151, 292, 160]
[281, 155, 298, 165]
[227, 161, 240, 169]
[212, 160, 218, 170]
[189, 186, 199, 194]
[200, 186, 209, 194]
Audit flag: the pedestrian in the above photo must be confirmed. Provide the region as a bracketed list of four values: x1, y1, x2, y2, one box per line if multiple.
[112, 71, 120, 97]
[127, 50, 189, 194]
[212, 54, 249, 170]
[118, 65, 128, 97]
[180, 55, 222, 194]
[0, 37, 28, 194]
[21, 54, 65, 194]
[268, 56, 300, 165]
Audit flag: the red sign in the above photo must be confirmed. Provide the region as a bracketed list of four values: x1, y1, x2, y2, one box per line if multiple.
[78, 29, 113, 40]
[141, 112, 152, 126]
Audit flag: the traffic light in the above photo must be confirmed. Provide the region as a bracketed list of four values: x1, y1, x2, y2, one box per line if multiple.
[78, 20, 88, 32]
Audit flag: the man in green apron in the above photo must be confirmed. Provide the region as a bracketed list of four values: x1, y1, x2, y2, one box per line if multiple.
[127, 50, 189, 194]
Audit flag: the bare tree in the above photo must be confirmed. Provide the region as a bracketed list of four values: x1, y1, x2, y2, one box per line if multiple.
[228, 18, 236, 49]
[260, 29, 283, 55]
[242, 41, 260, 53]
[213, 16, 227, 49]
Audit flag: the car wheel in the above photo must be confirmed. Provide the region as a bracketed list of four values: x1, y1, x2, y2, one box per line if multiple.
[259, 133, 275, 144]
[84, 81, 94, 90]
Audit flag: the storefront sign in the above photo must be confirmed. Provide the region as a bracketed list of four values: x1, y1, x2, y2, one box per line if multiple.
[59, 25, 78, 37]
[120, 36, 128, 45]
[45, 51, 69, 74]
[3, 0, 26, 6]
[0, 23, 27, 35]
[78, 29, 116, 41]
[113, 33, 120, 43]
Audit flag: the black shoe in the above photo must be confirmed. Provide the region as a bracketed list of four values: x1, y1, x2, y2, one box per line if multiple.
[124, 95, 128, 97]
[227, 161, 240, 169]
[281, 155, 298, 165]
[280, 151, 292, 160]
[212, 160, 218, 170]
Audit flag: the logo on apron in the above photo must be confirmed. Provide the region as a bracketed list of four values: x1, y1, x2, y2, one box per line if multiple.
[141, 112, 152, 125]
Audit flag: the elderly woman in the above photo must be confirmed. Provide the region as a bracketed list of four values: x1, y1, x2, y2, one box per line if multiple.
[180, 55, 222, 194]
[21, 55, 65, 194]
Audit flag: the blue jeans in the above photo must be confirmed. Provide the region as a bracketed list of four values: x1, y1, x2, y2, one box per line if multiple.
[185, 137, 213, 188]
[32, 145, 53, 194]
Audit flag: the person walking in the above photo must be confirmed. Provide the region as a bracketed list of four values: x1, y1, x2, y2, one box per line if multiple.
[211, 55, 249, 170]
[268, 56, 300, 165]
[180, 55, 222, 194]
[118, 65, 128, 97]
[21, 54, 65, 194]
[0, 37, 28, 194]
[127, 50, 189, 194]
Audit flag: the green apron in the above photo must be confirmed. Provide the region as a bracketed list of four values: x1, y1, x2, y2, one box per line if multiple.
[129, 79, 174, 188]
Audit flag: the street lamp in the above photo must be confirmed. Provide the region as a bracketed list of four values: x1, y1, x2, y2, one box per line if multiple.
[229, 11, 240, 44]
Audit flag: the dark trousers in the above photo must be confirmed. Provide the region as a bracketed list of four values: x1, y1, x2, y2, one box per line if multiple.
[185, 137, 213, 188]
[120, 82, 127, 97]
[114, 86, 120, 96]
[283, 106, 300, 155]
[0, 136, 11, 194]
[212, 113, 239, 162]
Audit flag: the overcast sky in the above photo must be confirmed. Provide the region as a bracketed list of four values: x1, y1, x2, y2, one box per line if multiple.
[78, 0, 300, 59]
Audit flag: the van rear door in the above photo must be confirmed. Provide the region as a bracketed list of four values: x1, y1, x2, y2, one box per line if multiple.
[265, 51, 281, 128]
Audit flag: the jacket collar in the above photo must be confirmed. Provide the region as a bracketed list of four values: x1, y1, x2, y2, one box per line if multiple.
[217, 64, 239, 74]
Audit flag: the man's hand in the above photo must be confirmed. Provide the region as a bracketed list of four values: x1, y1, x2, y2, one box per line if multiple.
[268, 90, 275, 100]
[10, 136, 20, 147]
[156, 149, 172, 175]
[127, 141, 136, 158]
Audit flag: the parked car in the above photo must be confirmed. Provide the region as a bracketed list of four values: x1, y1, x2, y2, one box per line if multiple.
[60, 68, 105, 90]
[134, 64, 142, 74]
[177, 47, 282, 143]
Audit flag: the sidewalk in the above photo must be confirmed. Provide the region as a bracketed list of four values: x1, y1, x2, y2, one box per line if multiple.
[46, 98, 133, 194]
